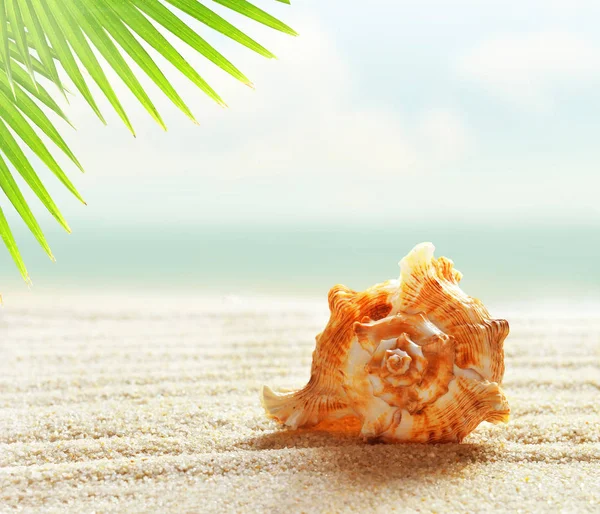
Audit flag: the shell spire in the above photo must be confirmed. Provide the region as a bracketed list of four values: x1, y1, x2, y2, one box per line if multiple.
[261, 243, 510, 443]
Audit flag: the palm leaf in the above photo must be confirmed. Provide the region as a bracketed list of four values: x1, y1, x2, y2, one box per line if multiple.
[18, 0, 65, 91]
[0, 203, 29, 282]
[6, 0, 35, 83]
[0, 0, 295, 282]
[213, 0, 297, 35]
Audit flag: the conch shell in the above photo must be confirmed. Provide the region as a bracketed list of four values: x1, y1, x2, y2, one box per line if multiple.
[261, 243, 510, 443]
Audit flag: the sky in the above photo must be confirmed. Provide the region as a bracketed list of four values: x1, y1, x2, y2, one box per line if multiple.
[1, 0, 600, 292]
[7, 0, 600, 229]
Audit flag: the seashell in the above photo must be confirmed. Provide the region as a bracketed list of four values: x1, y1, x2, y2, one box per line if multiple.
[261, 242, 510, 443]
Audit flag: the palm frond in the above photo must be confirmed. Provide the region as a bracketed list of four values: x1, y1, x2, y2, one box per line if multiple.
[0, 202, 29, 282]
[0, 0, 295, 282]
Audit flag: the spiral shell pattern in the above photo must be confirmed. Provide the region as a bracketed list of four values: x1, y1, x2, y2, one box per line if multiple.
[261, 243, 510, 443]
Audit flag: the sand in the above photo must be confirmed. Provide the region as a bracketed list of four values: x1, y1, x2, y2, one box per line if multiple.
[1, 292, 599, 513]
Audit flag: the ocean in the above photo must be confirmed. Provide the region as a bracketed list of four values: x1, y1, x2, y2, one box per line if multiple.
[0, 220, 599, 303]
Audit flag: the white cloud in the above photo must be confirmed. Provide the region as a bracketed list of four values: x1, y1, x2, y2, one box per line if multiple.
[29, 14, 475, 225]
[456, 32, 600, 109]
[61, 18, 469, 184]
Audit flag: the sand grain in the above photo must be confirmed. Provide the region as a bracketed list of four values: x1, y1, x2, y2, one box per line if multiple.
[1, 294, 599, 513]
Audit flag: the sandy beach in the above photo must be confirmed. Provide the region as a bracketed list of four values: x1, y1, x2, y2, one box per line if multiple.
[1, 292, 599, 513]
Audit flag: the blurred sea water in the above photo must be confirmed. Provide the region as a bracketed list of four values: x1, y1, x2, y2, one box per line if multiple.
[0, 220, 599, 304]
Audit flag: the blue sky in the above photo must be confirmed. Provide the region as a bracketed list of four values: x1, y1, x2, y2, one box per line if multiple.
[8, 0, 594, 229]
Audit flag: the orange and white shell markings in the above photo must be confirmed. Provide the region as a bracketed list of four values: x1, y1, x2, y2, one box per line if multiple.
[261, 243, 510, 443]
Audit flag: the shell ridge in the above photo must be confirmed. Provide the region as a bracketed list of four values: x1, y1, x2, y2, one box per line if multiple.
[261, 382, 352, 429]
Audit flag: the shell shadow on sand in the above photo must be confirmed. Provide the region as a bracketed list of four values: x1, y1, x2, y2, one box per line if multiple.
[244, 416, 500, 463]
[240, 422, 503, 507]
